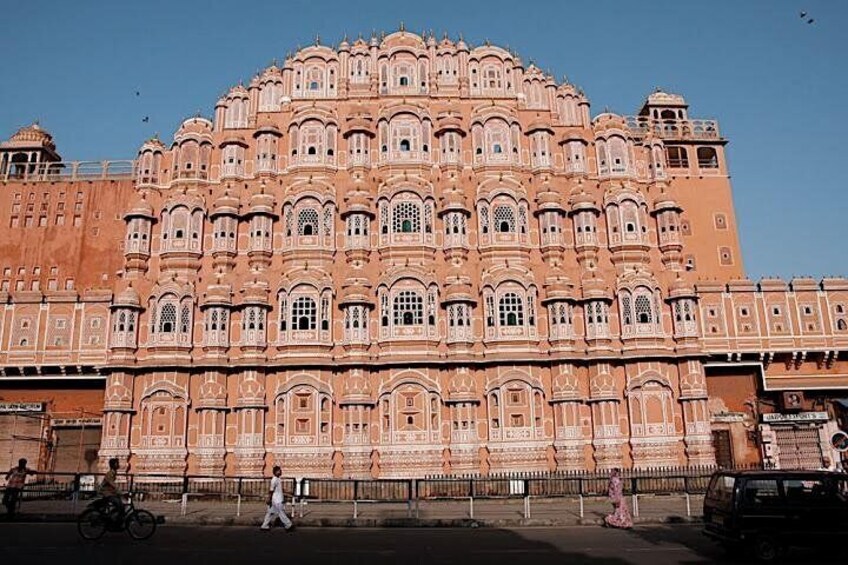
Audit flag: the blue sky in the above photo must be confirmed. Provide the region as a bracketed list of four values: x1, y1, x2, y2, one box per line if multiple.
[1, 0, 844, 280]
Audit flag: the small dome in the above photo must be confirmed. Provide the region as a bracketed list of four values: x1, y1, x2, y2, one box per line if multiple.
[341, 189, 373, 218]
[124, 196, 155, 219]
[646, 90, 686, 107]
[176, 117, 213, 137]
[211, 190, 240, 217]
[200, 281, 233, 307]
[7, 122, 55, 148]
[526, 120, 554, 134]
[340, 279, 373, 307]
[443, 266, 476, 304]
[439, 186, 470, 215]
[241, 278, 270, 306]
[542, 269, 575, 304]
[568, 187, 599, 213]
[247, 190, 276, 216]
[535, 180, 564, 213]
[113, 286, 141, 308]
[229, 83, 249, 97]
[580, 274, 612, 301]
[592, 112, 628, 132]
[652, 192, 681, 214]
[667, 277, 697, 300]
[219, 134, 249, 148]
[381, 30, 426, 50]
[139, 136, 166, 153]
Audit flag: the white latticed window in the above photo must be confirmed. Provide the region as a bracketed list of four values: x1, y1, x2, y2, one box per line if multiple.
[298, 208, 319, 236]
[343, 305, 369, 344]
[493, 206, 515, 233]
[393, 201, 420, 234]
[241, 306, 266, 347]
[499, 293, 524, 327]
[673, 299, 698, 337]
[150, 295, 193, 347]
[160, 303, 177, 333]
[548, 303, 572, 341]
[291, 297, 317, 330]
[393, 291, 423, 326]
[203, 307, 229, 348]
[585, 301, 610, 339]
[111, 309, 138, 348]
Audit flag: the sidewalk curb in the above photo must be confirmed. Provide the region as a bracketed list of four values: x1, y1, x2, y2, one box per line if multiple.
[5, 514, 704, 528]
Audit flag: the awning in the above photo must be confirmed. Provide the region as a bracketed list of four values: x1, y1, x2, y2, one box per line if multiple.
[833, 399, 848, 410]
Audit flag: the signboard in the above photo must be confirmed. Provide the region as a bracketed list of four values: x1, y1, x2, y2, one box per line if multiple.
[711, 412, 746, 424]
[762, 411, 829, 424]
[51, 418, 102, 428]
[0, 402, 45, 413]
[79, 474, 97, 493]
[831, 431, 848, 452]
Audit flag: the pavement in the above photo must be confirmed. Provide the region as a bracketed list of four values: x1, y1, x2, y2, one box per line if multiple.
[2, 522, 846, 565]
[4, 494, 704, 527]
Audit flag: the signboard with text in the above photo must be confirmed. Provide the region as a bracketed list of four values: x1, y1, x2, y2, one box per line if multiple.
[762, 411, 829, 424]
[0, 402, 45, 413]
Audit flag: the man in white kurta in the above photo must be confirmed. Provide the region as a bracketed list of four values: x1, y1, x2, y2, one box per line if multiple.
[260, 465, 294, 531]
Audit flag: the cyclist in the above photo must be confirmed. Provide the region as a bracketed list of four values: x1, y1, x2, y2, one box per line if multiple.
[98, 458, 123, 523]
[3, 458, 36, 519]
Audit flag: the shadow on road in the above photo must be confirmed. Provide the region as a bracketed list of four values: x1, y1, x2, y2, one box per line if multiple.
[0, 523, 650, 565]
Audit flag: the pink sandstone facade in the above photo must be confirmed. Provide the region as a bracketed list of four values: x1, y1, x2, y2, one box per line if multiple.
[2, 30, 848, 477]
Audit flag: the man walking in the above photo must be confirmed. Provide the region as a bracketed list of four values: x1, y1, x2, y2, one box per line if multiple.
[260, 465, 294, 532]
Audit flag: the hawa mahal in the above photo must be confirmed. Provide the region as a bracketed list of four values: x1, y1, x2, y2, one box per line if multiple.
[1, 29, 847, 478]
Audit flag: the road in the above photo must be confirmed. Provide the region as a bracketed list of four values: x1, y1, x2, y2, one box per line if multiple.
[0, 523, 840, 564]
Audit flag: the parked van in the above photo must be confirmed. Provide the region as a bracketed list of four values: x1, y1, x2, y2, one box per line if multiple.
[704, 470, 848, 561]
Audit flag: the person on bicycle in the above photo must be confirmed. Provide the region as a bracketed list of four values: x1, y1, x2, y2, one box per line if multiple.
[3, 458, 36, 519]
[99, 457, 123, 522]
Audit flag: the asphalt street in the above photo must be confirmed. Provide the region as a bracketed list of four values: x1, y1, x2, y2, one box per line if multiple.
[0, 522, 841, 564]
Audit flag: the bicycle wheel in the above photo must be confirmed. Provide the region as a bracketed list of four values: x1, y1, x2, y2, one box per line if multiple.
[77, 508, 108, 541]
[125, 509, 157, 540]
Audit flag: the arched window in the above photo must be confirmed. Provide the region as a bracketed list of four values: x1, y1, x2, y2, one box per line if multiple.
[697, 147, 718, 168]
[393, 291, 423, 326]
[298, 208, 319, 236]
[400, 139, 411, 152]
[499, 293, 524, 327]
[392, 200, 421, 234]
[159, 303, 176, 333]
[493, 205, 515, 233]
[291, 297, 317, 330]
[399, 76, 409, 86]
[635, 295, 653, 324]
[838, 319, 847, 331]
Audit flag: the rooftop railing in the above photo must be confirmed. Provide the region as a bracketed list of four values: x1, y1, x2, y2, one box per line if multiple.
[624, 116, 721, 141]
[1, 160, 137, 183]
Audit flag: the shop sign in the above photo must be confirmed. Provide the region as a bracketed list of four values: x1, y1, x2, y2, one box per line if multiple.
[79, 475, 97, 492]
[51, 418, 102, 427]
[0, 402, 45, 413]
[711, 412, 746, 423]
[762, 411, 829, 424]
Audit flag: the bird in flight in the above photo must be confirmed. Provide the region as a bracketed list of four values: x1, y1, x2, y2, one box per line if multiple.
[135, 91, 140, 96]
[142, 116, 149, 123]
[799, 11, 814, 24]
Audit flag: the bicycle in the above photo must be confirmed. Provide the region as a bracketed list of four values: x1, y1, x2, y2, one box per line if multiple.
[77, 492, 158, 540]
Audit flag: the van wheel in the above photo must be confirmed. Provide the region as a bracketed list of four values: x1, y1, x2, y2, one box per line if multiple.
[752, 536, 783, 562]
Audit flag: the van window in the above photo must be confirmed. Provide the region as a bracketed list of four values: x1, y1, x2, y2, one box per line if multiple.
[706, 474, 736, 510]
[784, 478, 831, 505]
[742, 479, 781, 508]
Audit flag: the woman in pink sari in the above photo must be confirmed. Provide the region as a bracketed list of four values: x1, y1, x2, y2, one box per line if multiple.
[604, 469, 633, 529]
